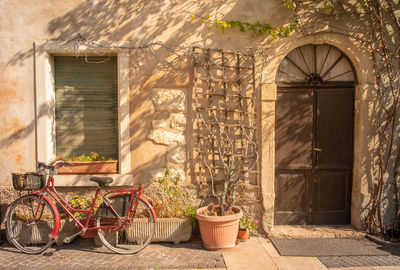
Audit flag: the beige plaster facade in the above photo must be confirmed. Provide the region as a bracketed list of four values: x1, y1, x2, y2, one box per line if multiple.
[0, 0, 380, 232]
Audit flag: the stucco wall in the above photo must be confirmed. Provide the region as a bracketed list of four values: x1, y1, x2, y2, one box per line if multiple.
[0, 0, 380, 232]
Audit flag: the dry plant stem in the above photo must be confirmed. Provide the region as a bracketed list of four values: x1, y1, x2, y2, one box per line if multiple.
[367, 0, 400, 230]
[197, 50, 259, 216]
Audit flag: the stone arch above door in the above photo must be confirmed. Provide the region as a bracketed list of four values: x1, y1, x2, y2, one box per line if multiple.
[275, 43, 357, 85]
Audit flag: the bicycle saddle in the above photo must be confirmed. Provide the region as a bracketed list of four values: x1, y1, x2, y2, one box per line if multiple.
[90, 177, 113, 186]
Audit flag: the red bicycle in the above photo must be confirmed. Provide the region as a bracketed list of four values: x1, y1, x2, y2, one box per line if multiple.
[7, 161, 156, 254]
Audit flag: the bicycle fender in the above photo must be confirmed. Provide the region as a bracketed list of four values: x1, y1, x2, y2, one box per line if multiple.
[139, 196, 157, 222]
[33, 193, 61, 240]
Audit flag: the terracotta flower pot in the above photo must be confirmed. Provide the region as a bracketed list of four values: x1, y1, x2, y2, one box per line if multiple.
[57, 161, 118, 174]
[237, 229, 249, 242]
[196, 206, 243, 250]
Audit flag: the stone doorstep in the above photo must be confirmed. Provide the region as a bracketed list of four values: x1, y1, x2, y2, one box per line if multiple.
[269, 225, 366, 239]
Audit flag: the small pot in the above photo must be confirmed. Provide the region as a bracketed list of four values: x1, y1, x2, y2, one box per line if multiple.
[237, 229, 249, 242]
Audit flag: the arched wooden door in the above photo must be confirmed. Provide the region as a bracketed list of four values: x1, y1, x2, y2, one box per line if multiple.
[274, 44, 356, 224]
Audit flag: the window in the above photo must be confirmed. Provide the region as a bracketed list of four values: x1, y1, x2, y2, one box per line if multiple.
[35, 41, 131, 184]
[54, 56, 118, 160]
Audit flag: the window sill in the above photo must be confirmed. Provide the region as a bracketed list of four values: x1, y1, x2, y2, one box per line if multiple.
[53, 173, 133, 187]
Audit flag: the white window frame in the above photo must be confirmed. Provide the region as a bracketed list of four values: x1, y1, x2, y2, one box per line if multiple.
[34, 41, 132, 186]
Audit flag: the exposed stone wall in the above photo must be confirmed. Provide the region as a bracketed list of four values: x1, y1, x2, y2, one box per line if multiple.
[147, 88, 187, 183]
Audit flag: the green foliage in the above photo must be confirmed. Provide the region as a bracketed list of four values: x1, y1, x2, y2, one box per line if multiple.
[361, 0, 369, 6]
[282, 0, 296, 9]
[152, 169, 198, 228]
[192, 14, 298, 38]
[239, 217, 258, 234]
[183, 204, 198, 229]
[69, 194, 103, 219]
[61, 152, 115, 162]
[157, 168, 182, 197]
[322, 1, 334, 13]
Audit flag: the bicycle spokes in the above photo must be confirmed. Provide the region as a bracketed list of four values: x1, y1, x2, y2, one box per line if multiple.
[96, 196, 155, 254]
[7, 195, 56, 254]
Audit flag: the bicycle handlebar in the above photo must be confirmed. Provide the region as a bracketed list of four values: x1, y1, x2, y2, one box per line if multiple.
[38, 161, 74, 171]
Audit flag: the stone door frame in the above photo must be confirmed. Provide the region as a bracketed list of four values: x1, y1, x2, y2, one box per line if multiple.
[259, 35, 376, 232]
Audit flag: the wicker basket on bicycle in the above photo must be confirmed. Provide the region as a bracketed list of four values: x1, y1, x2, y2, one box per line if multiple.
[12, 172, 46, 190]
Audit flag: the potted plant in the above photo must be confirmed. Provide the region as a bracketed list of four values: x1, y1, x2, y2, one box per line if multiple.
[195, 110, 258, 249]
[237, 217, 258, 242]
[57, 152, 118, 174]
[136, 169, 196, 244]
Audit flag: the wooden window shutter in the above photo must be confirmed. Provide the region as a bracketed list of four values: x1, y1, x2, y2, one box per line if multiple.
[54, 56, 118, 160]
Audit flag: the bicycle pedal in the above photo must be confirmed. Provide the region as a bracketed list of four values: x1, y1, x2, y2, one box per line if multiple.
[63, 229, 85, 244]
[63, 237, 73, 244]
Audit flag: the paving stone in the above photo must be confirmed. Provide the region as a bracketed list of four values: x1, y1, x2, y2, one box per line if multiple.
[0, 238, 225, 270]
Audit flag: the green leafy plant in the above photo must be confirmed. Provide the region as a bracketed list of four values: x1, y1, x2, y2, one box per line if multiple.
[157, 168, 182, 198]
[282, 0, 297, 9]
[192, 14, 298, 38]
[69, 194, 103, 219]
[184, 204, 198, 230]
[239, 217, 258, 234]
[150, 169, 198, 228]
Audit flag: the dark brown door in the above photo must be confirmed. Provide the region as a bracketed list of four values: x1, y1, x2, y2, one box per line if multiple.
[274, 86, 353, 225]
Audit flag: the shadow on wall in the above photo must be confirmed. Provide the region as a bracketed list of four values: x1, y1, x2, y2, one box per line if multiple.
[4, 0, 290, 184]
[7, 0, 292, 66]
[4, 0, 384, 189]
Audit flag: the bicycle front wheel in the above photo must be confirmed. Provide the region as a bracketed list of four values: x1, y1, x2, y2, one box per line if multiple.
[96, 195, 155, 254]
[7, 194, 56, 254]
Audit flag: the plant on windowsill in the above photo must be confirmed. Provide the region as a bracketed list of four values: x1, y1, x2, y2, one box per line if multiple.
[56, 152, 118, 174]
[237, 217, 258, 242]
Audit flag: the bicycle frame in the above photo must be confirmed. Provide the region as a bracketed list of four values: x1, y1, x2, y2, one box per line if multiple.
[22, 174, 155, 241]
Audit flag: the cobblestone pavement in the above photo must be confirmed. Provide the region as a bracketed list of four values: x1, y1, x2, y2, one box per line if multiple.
[0, 238, 226, 270]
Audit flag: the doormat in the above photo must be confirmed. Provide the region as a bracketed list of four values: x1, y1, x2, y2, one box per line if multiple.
[270, 238, 391, 256]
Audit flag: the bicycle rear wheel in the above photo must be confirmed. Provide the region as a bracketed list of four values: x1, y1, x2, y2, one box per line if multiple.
[96, 195, 155, 254]
[7, 194, 56, 254]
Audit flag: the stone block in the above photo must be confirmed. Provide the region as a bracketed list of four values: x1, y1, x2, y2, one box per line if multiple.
[152, 119, 168, 129]
[151, 88, 186, 112]
[150, 168, 167, 181]
[167, 146, 186, 164]
[148, 129, 185, 145]
[170, 113, 186, 130]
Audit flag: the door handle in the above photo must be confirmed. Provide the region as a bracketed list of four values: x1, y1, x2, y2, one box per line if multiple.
[314, 148, 322, 152]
